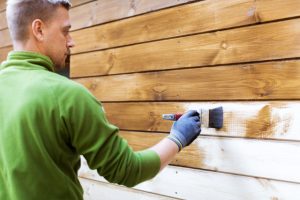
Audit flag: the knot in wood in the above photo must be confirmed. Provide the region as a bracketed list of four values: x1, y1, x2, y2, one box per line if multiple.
[221, 41, 228, 49]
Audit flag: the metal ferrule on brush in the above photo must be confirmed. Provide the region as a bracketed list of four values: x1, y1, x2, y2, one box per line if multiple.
[199, 109, 209, 128]
[162, 114, 176, 120]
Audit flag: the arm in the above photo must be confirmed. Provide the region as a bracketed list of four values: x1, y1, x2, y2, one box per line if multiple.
[150, 138, 178, 170]
[59, 83, 200, 186]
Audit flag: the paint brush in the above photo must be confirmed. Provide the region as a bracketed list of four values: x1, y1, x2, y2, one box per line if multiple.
[162, 106, 223, 129]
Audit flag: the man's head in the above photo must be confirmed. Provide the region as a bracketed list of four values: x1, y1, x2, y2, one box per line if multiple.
[6, 0, 75, 69]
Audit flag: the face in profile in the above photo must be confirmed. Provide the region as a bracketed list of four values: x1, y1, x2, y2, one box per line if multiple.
[43, 5, 74, 70]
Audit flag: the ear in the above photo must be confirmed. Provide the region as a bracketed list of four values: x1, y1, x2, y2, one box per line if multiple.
[31, 19, 45, 42]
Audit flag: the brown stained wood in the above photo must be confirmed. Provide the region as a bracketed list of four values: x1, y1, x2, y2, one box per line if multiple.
[0, 0, 96, 31]
[119, 131, 300, 183]
[70, 18, 300, 77]
[0, 29, 11, 48]
[0, 45, 12, 62]
[0, 1, 5, 12]
[0, 11, 7, 30]
[70, 0, 254, 53]
[70, 0, 196, 31]
[1, 0, 197, 32]
[102, 101, 300, 140]
[256, 0, 300, 22]
[74, 60, 300, 101]
[70, 0, 300, 54]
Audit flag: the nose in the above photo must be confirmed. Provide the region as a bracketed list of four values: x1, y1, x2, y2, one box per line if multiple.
[67, 35, 75, 48]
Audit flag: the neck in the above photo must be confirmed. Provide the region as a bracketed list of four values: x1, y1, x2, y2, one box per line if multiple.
[13, 40, 44, 55]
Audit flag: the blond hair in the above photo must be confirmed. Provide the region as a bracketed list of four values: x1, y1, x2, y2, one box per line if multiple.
[6, 0, 72, 42]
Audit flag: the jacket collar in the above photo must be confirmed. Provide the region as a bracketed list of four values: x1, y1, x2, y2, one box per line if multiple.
[0, 51, 54, 72]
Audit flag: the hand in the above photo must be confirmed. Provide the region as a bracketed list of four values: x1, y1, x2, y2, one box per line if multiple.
[168, 110, 201, 151]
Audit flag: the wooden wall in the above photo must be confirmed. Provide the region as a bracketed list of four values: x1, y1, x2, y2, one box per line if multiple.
[1, 0, 300, 199]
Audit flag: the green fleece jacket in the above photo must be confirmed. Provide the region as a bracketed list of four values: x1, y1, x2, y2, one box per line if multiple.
[0, 51, 160, 200]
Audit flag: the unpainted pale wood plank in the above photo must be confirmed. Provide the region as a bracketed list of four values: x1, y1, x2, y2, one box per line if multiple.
[0, 28, 11, 48]
[101, 101, 300, 140]
[71, 18, 300, 77]
[0, 45, 12, 62]
[0, 11, 7, 30]
[70, 0, 196, 31]
[70, 0, 300, 54]
[71, 0, 95, 7]
[79, 178, 177, 200]
[79, 158, 300, 200]
[74, 60, 300, 101]
[121, 131, 300, 183]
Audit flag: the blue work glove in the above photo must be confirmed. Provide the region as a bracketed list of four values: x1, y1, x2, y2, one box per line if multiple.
[167, 110, 201, 151]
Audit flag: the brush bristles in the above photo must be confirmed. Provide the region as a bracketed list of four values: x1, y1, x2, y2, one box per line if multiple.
[208, 106, 223, 129]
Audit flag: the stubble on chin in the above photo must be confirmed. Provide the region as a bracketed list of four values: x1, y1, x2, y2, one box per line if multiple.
[65, 53, 70, 69]
[54, 51, 71, 71]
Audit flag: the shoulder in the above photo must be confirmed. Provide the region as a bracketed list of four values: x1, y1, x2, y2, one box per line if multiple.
[45, 72, 100, 106]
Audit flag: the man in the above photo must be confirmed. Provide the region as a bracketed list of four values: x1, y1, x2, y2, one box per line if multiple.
[0, 0, 201, 199]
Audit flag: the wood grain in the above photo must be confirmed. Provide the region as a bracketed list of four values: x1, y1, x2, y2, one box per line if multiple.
[74, 60, 300, 101]
[71, 18, 300, 77]
[0, 0, 197, 32]
[256, 0, 300, 21]
[71, 0, 300, 53]
[101, 101, 300, 140]
[0, 0, 96, 30]
[70, 0, 196, 31]
[79, 158, 300, 200]
[80, 178, 177, 200]
[0, 1, 5, 12]
[71, 0, 95, 7]
[116, 131, 300, 183]
[0, 45, 12, 62]
[0, 29, 11, 48]
[0, 10, 7, 30]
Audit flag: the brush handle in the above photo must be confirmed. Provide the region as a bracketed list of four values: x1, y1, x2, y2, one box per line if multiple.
[162, 113, 183, 121]
[174, 114, 183, 120]
[162, 110, 207, 127]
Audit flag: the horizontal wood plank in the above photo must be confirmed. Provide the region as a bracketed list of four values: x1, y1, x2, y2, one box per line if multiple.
[79, 178, 177, 200]
[0, 1, 96, 31]
[119, 131, 300, 182]
[0, 0, 95, 11]
[71, 18, 300, 77]
[0, 10, 6, 30]
[0, 46, 12, 62]
[0, 1, 5, 12]
[74, 60, 300, 101]
[101, 101, 300, 140]
[256, 0, 300, 21]
[71, 0, 95, 7]
[79, 158, 300, 200]
[0, 0, 196, 32]
[0, 29, 11, 48]
[70, 0, 196, 31]
[71, 0, 300, 54]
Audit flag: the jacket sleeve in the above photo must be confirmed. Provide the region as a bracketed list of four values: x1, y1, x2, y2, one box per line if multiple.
[57, 82, 161, 187]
